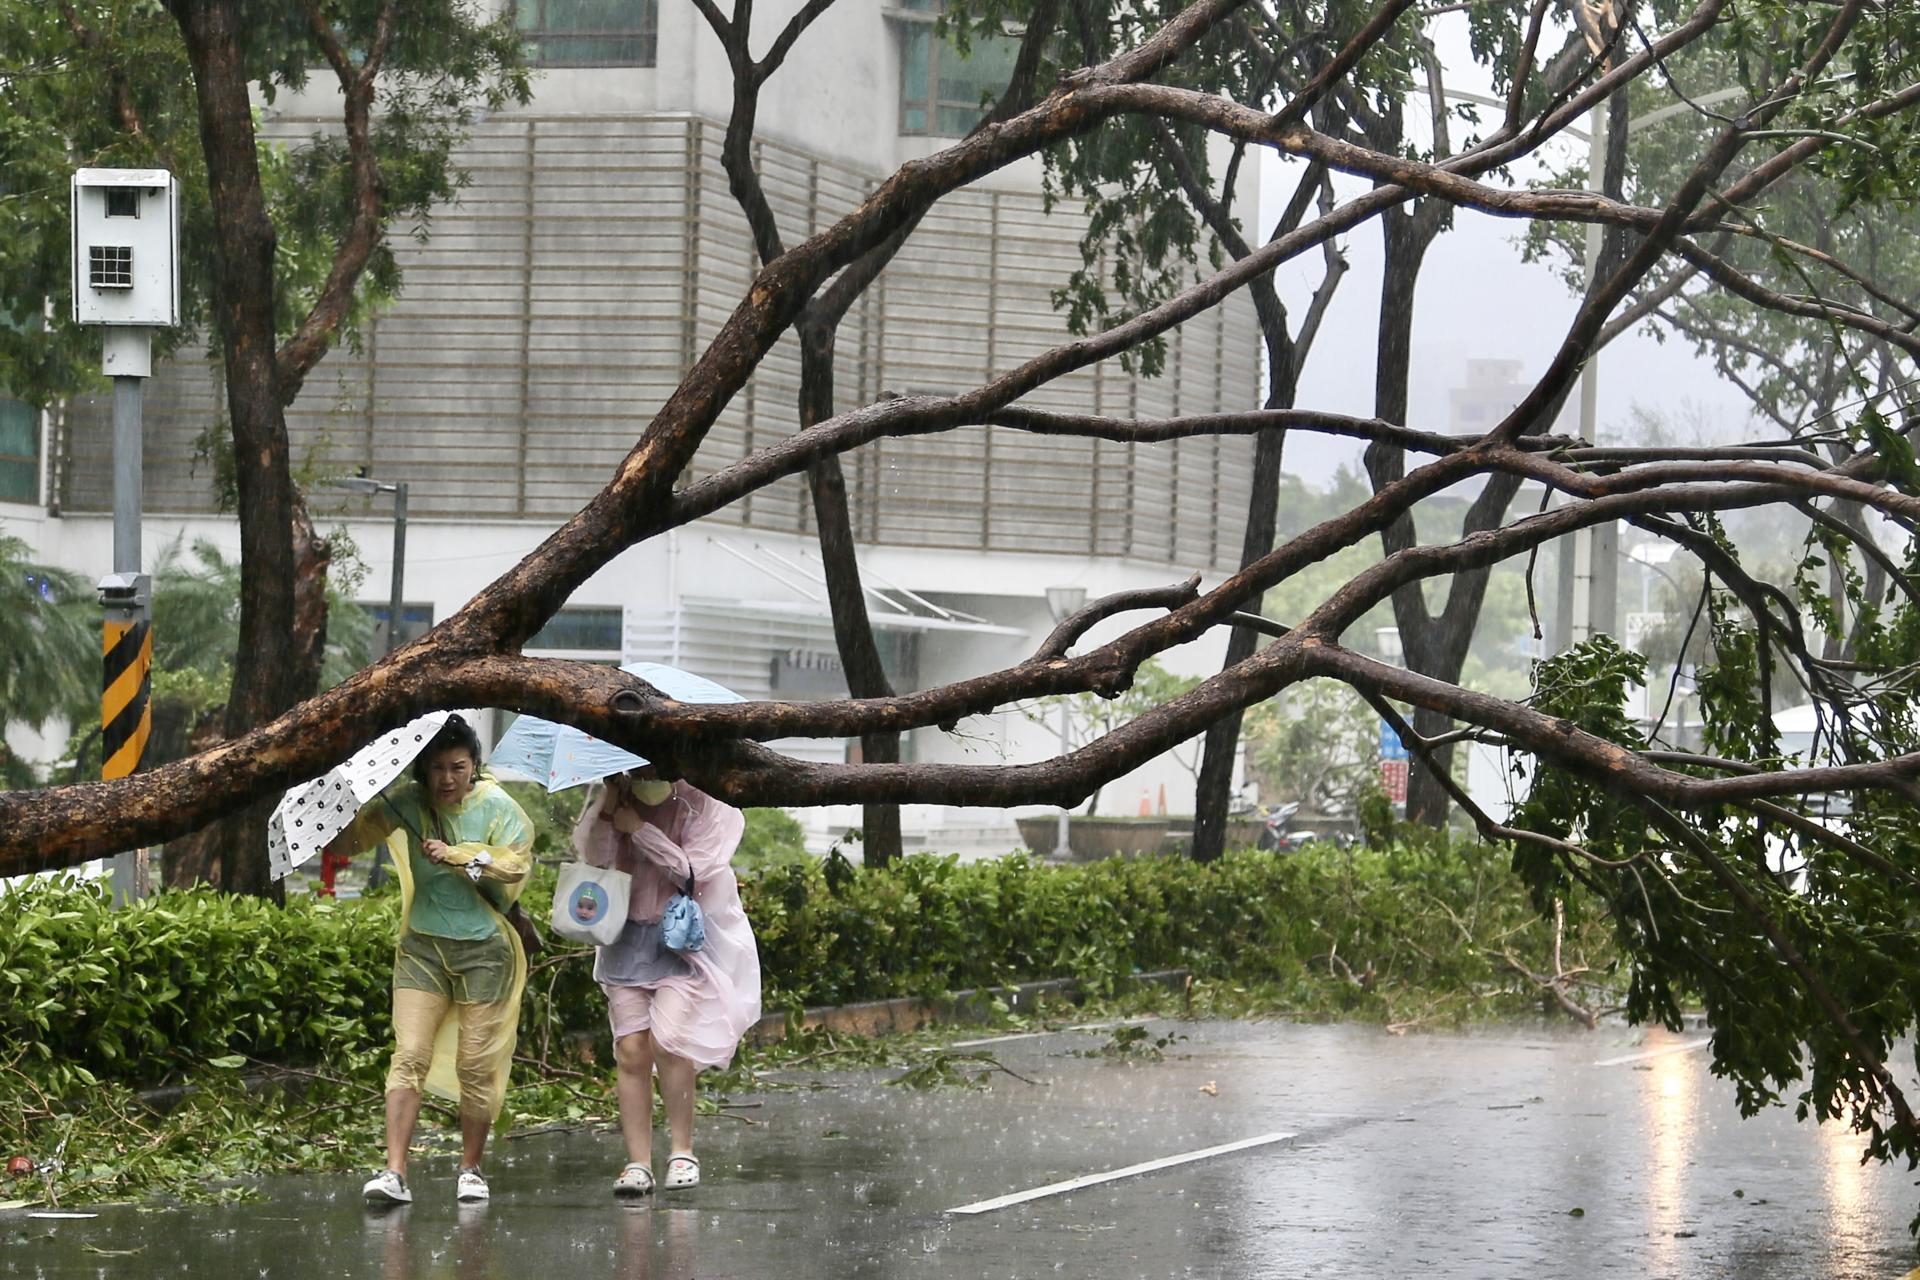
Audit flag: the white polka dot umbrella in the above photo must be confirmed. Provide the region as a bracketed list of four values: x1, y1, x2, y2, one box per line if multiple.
[267, 711, 451, 881]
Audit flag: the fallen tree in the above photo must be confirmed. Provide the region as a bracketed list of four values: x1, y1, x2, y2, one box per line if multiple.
[10, 0, 1920, 1207]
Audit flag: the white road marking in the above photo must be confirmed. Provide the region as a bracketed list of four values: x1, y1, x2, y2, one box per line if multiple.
[946, 1130, 1298, 1216]
[934, 1017, 1155, 1051]
[1593, 1038, 1712, 1067]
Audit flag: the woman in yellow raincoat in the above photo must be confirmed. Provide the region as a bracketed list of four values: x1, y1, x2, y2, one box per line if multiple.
[323, 714, 534, 1207]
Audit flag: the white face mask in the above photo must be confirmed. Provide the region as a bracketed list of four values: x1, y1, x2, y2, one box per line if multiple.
[630, 779, 673, 806]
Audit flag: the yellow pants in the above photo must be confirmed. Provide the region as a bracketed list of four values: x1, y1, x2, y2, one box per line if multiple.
[386, 986, 516, 1119]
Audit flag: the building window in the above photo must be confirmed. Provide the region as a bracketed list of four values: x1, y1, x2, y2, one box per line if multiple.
[516, 0, 656, 67]
[528, 605, 624, 655]
[896, 3, 1021, 136]
[362, 602, 435, 651]
[768, 630, 919, 700]
[0, 396, 38, 504]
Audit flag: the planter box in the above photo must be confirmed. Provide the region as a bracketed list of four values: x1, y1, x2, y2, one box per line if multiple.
[1157, 818, 1268, 856]
[1016, 815, 1170, 860]
[1016, 815, 1273, 859]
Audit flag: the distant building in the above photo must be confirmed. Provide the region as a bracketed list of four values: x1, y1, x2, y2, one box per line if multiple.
[1449, 357, 1581, 436]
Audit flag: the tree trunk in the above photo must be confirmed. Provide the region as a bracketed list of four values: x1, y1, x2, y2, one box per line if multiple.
[169, 0, 309, 898]
[1191, 277, 1296, 862]
[1365, 206, 1460, 826]
[799, 318, 903, 867]
[1367, 92, 1634, 828]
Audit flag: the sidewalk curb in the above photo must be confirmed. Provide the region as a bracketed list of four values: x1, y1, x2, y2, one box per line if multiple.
[744, 969, 1191, 1046]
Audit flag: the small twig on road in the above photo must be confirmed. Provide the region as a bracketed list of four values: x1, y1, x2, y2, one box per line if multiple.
[513, 1054, 598, 1082]
[965, 1053, 1045, 1087]
[505, 1119, 619, 1141]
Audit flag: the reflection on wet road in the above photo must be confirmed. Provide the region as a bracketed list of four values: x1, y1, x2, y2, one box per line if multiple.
[6, 1021, 1916, 1278]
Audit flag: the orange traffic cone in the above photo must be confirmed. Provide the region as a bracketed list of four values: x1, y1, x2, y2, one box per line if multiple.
[1139, 789, 1151, 816]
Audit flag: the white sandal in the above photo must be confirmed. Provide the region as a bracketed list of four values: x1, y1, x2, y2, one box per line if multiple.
[663, 1154, 700, 1189]
[613, 1161, 655, 1197]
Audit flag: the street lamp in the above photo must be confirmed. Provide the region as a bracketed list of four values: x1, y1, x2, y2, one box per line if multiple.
[1437, 87, 1745, 651]
[1044, 585, 1087, 859]
[320, 472, 408, 893]
[1566, 93, 1739, 649]
[321, 473, 409, 655]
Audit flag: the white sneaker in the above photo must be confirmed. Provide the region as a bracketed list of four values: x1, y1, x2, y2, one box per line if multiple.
[362, 1169, 412, 1204]
[456, 1168, 490, 1202]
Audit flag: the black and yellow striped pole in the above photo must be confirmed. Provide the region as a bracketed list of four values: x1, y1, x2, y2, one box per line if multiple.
[99, 571, 152, 904]
[101, 604, 152, 782]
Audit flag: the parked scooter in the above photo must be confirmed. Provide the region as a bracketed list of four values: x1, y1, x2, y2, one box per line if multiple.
[1255, 801, 1313, 852]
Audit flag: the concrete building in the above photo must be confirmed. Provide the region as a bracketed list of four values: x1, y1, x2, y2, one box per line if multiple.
[4, 0, 1263, 852]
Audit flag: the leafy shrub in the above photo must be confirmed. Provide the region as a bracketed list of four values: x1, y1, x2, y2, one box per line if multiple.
[0, 879, 396, 1095]
[740, 837, 1614, 1011]
[3, 837, 1616, 1094]
[733, 807, 810, 871]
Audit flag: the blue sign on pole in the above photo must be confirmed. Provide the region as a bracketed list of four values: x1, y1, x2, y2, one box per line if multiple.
[1379, 720, 1409, 761]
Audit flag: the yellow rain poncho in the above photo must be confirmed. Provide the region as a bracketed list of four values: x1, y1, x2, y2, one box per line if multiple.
[334, 775, 533, 1120]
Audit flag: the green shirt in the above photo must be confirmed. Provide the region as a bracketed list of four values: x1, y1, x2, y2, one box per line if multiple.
[406, 841, 501, 941]
[336, 779, 534, 942]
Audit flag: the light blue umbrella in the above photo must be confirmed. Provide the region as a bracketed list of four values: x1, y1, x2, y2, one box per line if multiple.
[488, 661, 745, 792]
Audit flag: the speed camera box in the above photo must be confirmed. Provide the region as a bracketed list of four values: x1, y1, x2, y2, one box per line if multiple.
[71, 168, 180, 327]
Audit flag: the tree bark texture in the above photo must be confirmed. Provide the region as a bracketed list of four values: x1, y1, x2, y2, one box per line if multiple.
[1365, 88, 1635, 828]
[165, 0, 306, 897]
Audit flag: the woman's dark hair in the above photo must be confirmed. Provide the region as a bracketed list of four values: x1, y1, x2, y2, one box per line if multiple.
[411, 713, 483, 785]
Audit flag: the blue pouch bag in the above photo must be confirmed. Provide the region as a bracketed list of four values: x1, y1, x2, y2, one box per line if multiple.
[660, 874, 706, 954]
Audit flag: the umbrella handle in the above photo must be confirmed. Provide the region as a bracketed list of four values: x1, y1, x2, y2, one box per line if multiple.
[378, 793, 423, 843]
[384, 793, 485, 881]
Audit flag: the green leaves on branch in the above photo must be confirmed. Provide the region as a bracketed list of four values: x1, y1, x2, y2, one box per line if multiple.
[1511, 623, 1920, 1190]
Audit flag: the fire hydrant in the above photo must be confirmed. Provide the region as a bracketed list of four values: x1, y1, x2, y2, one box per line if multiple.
[317, 847, 353, 898]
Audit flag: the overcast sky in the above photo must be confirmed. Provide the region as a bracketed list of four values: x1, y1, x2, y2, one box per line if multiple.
[1252, 16, 1759, 487]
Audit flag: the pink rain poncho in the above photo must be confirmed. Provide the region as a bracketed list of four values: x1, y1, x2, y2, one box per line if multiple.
[572, 781, 762, 1068]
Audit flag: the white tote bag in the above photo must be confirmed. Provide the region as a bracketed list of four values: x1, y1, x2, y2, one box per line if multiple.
[550, 860, 631, 946]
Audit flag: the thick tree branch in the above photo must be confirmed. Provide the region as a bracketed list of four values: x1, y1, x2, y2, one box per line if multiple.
[1035, 577, 1202, 661]
[275, 0, 397, 401]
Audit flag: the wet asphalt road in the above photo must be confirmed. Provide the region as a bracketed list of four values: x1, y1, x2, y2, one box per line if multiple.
[6, 1019, 1919, 1278]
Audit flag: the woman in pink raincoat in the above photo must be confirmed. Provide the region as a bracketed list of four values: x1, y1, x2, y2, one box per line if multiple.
[573, 767, 761, 1197]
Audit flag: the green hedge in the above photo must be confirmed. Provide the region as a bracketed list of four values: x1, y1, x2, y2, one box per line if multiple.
[0, 886, 398, 1093]
[1, 840, 1613, 1094]
[741, 840, 1599, 1006]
